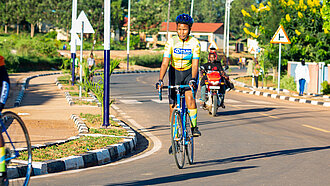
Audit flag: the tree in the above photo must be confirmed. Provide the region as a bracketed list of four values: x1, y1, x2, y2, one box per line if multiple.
[23, 0, 49, 37]
[230, 0, 255, 38]
[0, 0, 11, 33]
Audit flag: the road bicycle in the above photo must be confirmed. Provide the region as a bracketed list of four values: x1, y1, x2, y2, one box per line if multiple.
[0, 111, 32, 186]
[159, 85, 194, 169]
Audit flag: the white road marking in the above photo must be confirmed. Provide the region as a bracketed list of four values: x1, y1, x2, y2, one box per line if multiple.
[302, 125, 330, 133]
[119, 99, 143, 104]
[113, 95, 158, 99]
[151, 99, 169, 104]
[225, 99, 241, 103]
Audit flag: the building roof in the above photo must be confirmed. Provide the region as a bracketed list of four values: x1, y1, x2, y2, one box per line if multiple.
[160, 22, 223, 33]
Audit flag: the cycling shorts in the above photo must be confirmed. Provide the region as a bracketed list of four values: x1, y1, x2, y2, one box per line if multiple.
[168, 66, 197, 105]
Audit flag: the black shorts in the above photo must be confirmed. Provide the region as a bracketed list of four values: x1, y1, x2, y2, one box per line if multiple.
[168, 66, 197, 105]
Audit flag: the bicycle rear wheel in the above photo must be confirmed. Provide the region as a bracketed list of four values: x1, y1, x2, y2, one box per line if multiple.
[185, 112, 194, 165]
[170, 109, 185, 169]
[1, 111, 32, 186]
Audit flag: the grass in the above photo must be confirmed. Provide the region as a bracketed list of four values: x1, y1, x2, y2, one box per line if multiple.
[19, 136, 122, 161]
[80, 113, 120, 128]
[89, 128, 128, 136]
[57, 75, 71, 85]
[75, 100, 97, 106]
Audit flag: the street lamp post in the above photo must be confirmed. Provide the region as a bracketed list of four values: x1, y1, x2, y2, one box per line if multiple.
[127, 0, 131, 71]
[190, 0, 194, 17]
[71, 0, 77, 86]
[103, 0, 111, 127]
[166, 0, 171, 41]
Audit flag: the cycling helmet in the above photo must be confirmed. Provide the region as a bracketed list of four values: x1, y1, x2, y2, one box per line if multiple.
[176, 14, 194, 27]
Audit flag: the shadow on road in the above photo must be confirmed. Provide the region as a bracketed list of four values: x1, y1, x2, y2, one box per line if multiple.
[107, 166, 257, 186]
[190, 146, 330, 169]
[217, 108, 276, 116]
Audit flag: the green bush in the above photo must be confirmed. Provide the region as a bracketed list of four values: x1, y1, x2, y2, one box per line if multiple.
[128, 53, 163, 68]
[280, 75, 296, 92]
[321, 81, 330, 95]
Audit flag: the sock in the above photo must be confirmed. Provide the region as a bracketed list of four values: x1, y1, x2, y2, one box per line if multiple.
[188, 109, 197, 128]
[0, 147, 5, 173]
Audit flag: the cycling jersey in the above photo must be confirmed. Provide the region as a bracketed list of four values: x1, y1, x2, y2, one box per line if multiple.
[163, 35, 201, 71]
[0, 56, 10, 106]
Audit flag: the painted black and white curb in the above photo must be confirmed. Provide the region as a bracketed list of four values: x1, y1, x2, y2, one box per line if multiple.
[8, 115, 137, 178]
[88, 92, 102, 107]
[71, 114, 89, 133]
[14, 72, 62, 107]
[234, 89, 330, 107]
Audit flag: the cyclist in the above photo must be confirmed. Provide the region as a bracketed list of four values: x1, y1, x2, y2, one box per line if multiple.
[156, 14, 201, 152]
[200, 52, 226, 108]
[0, 55, 10, 185]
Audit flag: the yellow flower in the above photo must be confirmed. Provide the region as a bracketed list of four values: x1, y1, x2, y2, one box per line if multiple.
[286, 14, 291, 22]
[267, 2, 272, 7]
[265, 5, 271, 11]
[298, 12, 303, 18]
[295, 30, 301, 36]
[325, 28, 329, 34]
[241, 9, 251, 17]
[307, 0, 313, 7]
[245, 23, 250, 27]
[312, 19, 314, 22]
[287, 0, 295, 6]
[312, 8, 316, 14]
[313, 0, 320, 7]
[243, 27, 249, 34]
[251, 5, 257, 12]
[259, 3, 265, 10]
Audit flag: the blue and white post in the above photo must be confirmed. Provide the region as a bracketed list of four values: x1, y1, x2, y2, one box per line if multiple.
[103, 0, 111, 127]
[126, 0, 131, 71]
[71, 0, 77, 86]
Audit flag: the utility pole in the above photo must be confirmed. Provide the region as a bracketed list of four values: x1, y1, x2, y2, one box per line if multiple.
[127, 0, 131, 71]
[223, 0, 228, 55]
[71, 0, 77, 86]
[190, 0, 194, 17]
[166, 0, 171, 41]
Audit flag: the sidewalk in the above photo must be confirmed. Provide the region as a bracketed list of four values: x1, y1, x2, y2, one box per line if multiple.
[229, 68, 330, 107]
[7, 71, 102, 146]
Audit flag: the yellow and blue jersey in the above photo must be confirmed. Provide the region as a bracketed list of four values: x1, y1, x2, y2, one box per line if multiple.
[163, 35, 201, 71]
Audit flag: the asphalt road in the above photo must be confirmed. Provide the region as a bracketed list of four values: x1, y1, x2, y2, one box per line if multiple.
[31, 72, 330, 186]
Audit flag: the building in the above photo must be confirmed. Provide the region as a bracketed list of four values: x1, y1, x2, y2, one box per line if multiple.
[157, 22, 224, 50]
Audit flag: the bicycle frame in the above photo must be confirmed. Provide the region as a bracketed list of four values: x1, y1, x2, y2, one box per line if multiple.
[159, 85, 194, 145]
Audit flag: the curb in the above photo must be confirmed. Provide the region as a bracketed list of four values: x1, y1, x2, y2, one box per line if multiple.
[9, 115, 137, 178]
[234, 89, 330, 107]
[55, 79, 101, 107]
[232, 76, 330, 107]
[14, 72, 62, 107]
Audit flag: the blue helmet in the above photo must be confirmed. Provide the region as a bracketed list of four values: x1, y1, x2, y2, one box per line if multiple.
[176, 14, 194, 27]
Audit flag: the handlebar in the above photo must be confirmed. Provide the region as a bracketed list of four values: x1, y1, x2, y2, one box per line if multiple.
[158, 85, 195, 101]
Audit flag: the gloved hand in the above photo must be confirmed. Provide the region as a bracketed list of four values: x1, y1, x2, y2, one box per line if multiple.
[0, 103, 4, 113]
[155, 80, 163, 89]
[189, 78, 197, 89]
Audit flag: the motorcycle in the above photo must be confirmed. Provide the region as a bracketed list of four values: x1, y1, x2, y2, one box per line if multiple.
[204, 71, 226, 116]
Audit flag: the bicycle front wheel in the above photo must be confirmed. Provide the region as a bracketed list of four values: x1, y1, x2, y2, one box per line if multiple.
[185, 112, 194, 165]
[2, 111, 32, 186]
[170, 109, 185, 169]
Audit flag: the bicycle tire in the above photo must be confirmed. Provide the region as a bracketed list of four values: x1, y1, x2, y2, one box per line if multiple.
[1, 111, 32, 186]
[185, 112, 194, 165]
[212, 94, 218, 117]
[170, 109, 185, 169]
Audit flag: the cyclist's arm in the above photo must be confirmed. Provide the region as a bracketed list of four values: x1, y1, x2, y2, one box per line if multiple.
[191, 59, 199, 79]
[159, 57, 170, 81]
[0, 66, 10, 111]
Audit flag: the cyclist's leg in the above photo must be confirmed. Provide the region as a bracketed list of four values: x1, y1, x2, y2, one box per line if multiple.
[0, 134, 7, 184]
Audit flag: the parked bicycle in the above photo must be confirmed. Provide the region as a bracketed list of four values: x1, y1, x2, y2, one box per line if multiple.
[159, 85, 194, 169]
[0, 111, 32, 186]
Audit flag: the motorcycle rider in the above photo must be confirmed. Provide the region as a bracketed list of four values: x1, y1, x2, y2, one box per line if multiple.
[200, 52, 226, 109]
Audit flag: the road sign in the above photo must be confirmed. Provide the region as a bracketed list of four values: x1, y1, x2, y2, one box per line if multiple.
[270, 25, 291, 44]
[70, 11, 95, 34]
[208, 40, 219, 51]
[69, 33, 82, 46]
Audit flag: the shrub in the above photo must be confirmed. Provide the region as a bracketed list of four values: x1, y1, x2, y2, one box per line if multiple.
[280, 75, 296, 92]
[128, 53, 163, 68]
[321, 81, 330, 95]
